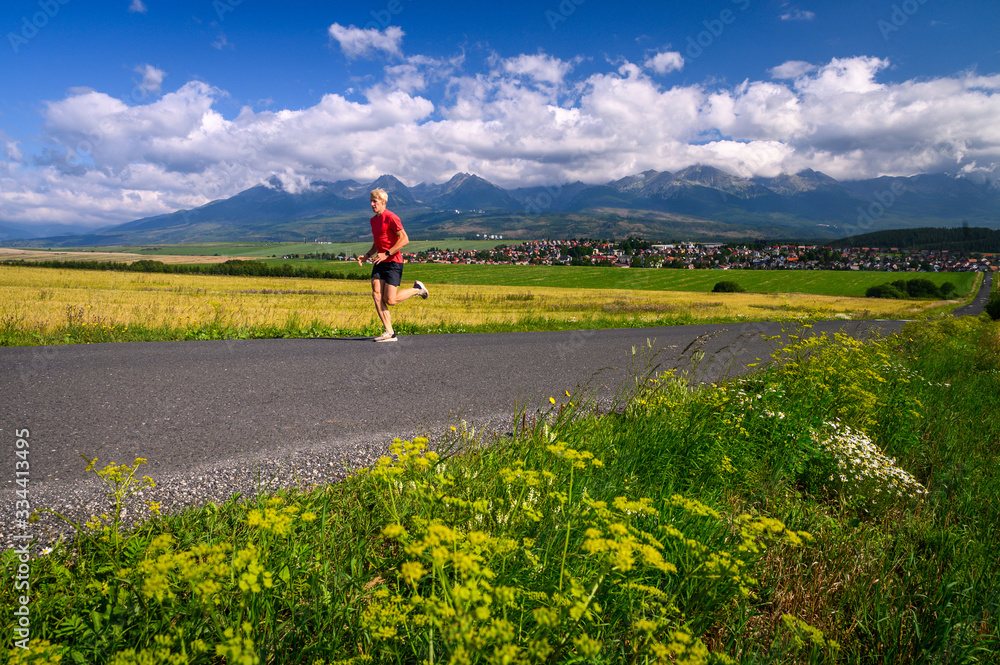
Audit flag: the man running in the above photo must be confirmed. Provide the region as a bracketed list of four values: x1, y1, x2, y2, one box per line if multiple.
[357, 188, 429, 342]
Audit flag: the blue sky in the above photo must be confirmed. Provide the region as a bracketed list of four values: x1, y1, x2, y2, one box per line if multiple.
[1, 0, 999, 229]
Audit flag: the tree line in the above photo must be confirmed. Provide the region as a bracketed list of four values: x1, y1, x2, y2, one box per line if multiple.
[3, 258, 369, 280]
[866, 278, 957, 300]
[830, 227, 1000, 252]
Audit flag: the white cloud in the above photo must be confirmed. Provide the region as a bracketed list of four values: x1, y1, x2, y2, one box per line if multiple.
[643, 51, 684, 75]
[791, 56, 888, 97]
[726, 81, 805, 141]
[501, 53, 576, 86]
[770, 60, 816, 80]
[385, 54, 464, 93]
[5, 55, 1000, 228]
[128, 0, 147, 14]
[212, 33, 233, 51]
[780, 9, 816, 21]
[134, 64, 166, 93]
[2, 133, 23, 163]
[328, 23, 404, 59]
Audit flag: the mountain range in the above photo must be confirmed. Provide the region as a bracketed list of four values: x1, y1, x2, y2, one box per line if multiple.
[7, 166, 1000, 246]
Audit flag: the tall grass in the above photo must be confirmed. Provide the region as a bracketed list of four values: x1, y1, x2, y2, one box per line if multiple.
[3, 316, 998, 663]
[0, 265, 954, 346]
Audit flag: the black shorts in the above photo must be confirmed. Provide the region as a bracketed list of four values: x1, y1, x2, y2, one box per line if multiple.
[371, 261, 403, 287]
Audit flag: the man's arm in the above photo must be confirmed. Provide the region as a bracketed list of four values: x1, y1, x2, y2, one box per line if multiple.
[386, 228, 409, 256]
[357, 242, 379, 266]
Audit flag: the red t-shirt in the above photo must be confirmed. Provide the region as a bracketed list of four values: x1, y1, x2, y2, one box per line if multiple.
[369, 210, 404, 263]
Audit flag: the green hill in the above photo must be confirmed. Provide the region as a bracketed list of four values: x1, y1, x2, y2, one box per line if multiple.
[829, 226, 1000, 252]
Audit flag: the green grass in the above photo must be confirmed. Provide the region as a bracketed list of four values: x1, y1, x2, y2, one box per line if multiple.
[7, 245, 982, 298]
[4, 317, 999, 663]
[249, 262, 979, 298]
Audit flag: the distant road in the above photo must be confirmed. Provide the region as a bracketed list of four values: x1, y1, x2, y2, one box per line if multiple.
[952, 271, 993, 317]
[2, 320, 904, 487]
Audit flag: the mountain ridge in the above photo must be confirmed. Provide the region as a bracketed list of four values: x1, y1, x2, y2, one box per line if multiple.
[6, 165, 1000, 246]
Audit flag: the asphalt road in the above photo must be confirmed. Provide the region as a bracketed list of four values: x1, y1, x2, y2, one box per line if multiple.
[952, 271, 993, 317]
[2, 319, 909, 487]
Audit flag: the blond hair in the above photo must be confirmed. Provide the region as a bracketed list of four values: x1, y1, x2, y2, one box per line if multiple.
[370, 188, 389, 203]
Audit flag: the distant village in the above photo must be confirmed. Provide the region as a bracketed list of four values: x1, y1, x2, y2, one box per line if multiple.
[400, 239, 997, 272]
[294, 238, 997, 272]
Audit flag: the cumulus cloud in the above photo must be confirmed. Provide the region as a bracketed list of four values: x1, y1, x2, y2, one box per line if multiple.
[4, 54, 1000, 228]
[128, 0, 147, 14]
[769, 60, 815, 80]
[2, 133, 23, 163]
[792, 56, 889, 96]
[500, 53, 576, 86]
[328, 23, 404, 59]
[134, 64, 166, 93]
[385, 53, 464, 93]
[643, 51, 684, 75]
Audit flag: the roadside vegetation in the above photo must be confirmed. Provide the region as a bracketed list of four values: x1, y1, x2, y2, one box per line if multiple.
[3, 315, 998, 663]
[865, 277, 958, 300]
[987, 275, 1000, 320]
[0, 265, 970, 346]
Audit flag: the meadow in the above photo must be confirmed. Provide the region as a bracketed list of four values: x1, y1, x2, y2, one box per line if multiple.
[314, 263, 977, 297]
[3, 243, 979, 296]
[3, 315, 998, 664]
[0, 264, 966, 346]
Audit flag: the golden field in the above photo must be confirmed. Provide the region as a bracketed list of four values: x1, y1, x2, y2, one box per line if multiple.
[1, 265, 950, 338]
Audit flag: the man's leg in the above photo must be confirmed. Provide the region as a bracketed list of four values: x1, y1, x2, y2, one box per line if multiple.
[381, 264, 426, 306]
[388, 282, 428, 303]
[371, 277, 393, 336]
